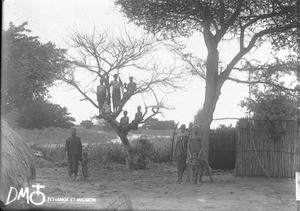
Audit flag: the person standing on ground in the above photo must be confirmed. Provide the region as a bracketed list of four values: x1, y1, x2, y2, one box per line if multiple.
[173, 124, 189, 182]
[65, 128, 82, 181]
[186, 125, 203, 183]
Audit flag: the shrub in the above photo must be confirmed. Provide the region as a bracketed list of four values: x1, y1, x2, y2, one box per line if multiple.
[149, 139, 172, 163]
[80, 120, 94, 129]
[89, 143, 126, 165]
[30, 144, 65, 163]
[29, 136, 173, 168]
[132, 137, 155, 169]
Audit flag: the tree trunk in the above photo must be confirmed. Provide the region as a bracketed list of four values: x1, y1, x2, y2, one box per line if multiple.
[104, 118, 135, 170]
[118, 132, 135, 170]
[196, 48, 222, 162]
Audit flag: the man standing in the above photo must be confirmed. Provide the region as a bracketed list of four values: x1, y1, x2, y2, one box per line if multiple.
[65, 128, 82, 181]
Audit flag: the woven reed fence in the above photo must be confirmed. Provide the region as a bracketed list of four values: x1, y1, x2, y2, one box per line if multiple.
[234, 119, 300, 178]
[209, 130, 237, 169]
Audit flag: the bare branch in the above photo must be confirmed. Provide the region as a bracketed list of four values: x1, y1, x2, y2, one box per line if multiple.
[221, 75, 299, 92]
[219, 22, 297, 84]
[59, 74, 98, 108]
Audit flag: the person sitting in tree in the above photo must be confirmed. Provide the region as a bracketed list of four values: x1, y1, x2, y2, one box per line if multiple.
[118, 76, 137, 108]
[119, 110, 129, 130]
[109, 73, 123, 113]
[130, 106, 143, 130]
[97, 78, 106, 115]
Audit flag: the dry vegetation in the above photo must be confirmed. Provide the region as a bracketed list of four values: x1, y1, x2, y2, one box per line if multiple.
[18, 127, 173, 168]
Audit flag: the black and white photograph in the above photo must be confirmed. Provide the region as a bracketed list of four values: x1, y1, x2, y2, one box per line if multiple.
[1, 0, 299, 210]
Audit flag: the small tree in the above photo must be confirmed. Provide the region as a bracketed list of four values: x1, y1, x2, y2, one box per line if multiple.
[60, 29, 181, 169]
[80, 120, 94, 129]
[142, 118, 175, 130]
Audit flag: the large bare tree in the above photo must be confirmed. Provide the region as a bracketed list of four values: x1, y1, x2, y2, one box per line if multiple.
[115, 0, 298, 162]
[60, 28, 181, 169]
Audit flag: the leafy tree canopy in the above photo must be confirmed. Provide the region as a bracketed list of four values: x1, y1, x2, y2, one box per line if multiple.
[80, 120, 94, 129]
[115, 0, 296, 46]
[2, 22, 68, 110]
[241, 88, 297, 120]
[17, 100, 75, 129]
[240, 59, 298, 119]
[142, 118, 175, 130]
[2, 22, 75, 129]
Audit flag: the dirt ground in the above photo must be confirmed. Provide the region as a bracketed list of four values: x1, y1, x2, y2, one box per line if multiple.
[10, 163, 297, 210]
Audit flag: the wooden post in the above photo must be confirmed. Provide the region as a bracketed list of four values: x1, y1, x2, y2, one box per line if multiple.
[171, 122, 179, 159]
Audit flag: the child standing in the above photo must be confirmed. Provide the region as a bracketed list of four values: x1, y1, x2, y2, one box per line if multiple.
[81, 152, 88, 180]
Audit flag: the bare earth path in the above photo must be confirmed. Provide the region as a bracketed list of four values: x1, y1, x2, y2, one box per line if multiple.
[32, 163, 295, 210]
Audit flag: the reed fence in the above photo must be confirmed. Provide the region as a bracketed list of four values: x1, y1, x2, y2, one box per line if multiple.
[234, 119, 300, 178]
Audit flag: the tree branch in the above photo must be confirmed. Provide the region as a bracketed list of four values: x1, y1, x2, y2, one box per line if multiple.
[222, 76, 299, 92]
[220, 22, 297, 83]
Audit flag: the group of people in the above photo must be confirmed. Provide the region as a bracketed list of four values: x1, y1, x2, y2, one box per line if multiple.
[119, 105, 143, 131]
[97, 73, 137, 115]
[64, 107, 144, 181]
[64, 124, 210, 183]
[173, 124, 212, 184]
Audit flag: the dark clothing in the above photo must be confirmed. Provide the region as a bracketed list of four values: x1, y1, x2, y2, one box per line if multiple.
[176, 155, 187, 171]
[65, 136, 82, 176]
[134, 111, 143, 122]
[174, 132, 189, 158]
[120, 116, 129, 127]
[126, 82, 137, 93]
[65, 136, 82, 156]
[129, 110, 143, 130]
[68, 155, 80, 175]
[97, 85, 106, 111]
[112, 89, 121, 104]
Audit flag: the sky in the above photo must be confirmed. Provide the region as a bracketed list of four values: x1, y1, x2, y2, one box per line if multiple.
[2, 0, 271, 128]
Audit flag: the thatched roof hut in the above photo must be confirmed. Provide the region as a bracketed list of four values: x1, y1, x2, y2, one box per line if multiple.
[0, 120, 36, 201]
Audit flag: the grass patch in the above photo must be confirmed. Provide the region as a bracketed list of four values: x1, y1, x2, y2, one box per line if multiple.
[25, 127, 174, 168]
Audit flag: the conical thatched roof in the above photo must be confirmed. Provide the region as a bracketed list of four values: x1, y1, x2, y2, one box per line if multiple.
[0, 120, 36, 201]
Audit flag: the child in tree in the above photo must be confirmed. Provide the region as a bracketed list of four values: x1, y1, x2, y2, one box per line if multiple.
[119, 110, 129, 130]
